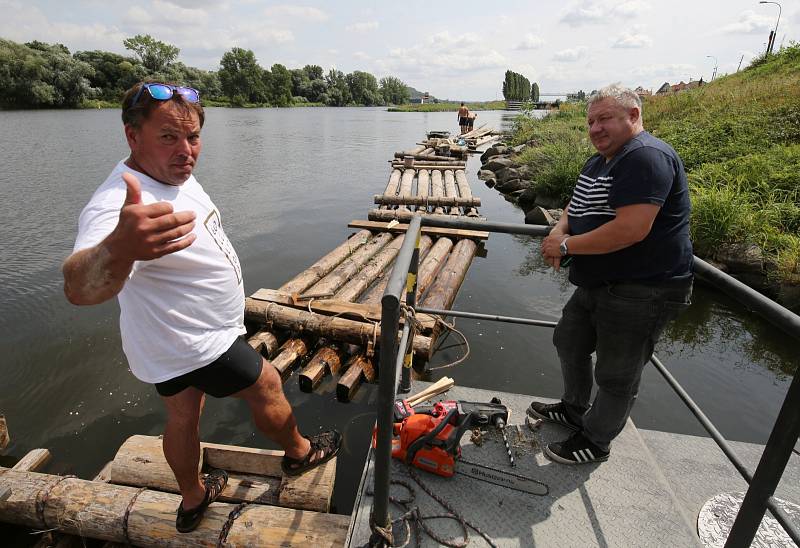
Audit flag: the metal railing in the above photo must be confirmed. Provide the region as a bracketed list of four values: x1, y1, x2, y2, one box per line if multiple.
[369, 214, 800, 547]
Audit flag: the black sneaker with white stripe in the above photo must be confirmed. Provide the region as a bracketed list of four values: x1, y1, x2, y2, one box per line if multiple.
[544, 431, 610, 465]
[527, 401, 581, 431]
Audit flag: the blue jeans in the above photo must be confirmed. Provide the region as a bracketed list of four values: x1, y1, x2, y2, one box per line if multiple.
[553, 278, 693, 450]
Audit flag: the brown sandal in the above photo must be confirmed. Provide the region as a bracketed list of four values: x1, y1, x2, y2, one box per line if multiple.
[282, 430, 342, 476]
[175, 469, 228, 533]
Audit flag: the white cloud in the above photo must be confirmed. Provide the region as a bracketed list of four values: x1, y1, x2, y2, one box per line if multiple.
[553, 46, 588, 62]
[263, 5, 328, 22]
[515, 33, 545, 50]
[124, 0, 209, 27]
[612, 31, 652, 49]
[346, 20, 379, 32]
[560, 3, 604, 26]
[560, 0, 649, 26]
[382, 32, 505, 78]
[353, 51, 371, 60]
[721, 10, 773, 35]
[610, 1, 649, 17]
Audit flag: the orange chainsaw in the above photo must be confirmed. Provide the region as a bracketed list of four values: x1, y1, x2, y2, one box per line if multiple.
[375, 399, 549, 495]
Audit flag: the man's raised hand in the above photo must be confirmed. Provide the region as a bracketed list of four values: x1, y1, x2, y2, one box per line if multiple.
[109, 172, 197, 262]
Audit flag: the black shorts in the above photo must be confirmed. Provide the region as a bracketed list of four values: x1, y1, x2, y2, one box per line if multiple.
[467, 118, 475, 127]
[459, 117, 469, 126]
[154, 337, 263, 398]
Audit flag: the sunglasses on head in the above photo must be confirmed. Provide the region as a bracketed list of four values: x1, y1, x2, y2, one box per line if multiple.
[131, 83, 200, 107]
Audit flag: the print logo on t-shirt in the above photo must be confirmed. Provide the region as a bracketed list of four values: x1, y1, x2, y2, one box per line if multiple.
[204, 209, 242, 284]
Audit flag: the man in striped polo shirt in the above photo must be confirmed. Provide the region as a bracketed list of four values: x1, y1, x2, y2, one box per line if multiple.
[528, 83, 694, 464]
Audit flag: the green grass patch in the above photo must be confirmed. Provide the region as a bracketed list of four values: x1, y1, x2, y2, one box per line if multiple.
[507, 42, 800, 284]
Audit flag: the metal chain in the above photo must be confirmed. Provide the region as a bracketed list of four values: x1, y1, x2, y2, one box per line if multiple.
[34, 475, 76, 529]
[122, 487, 147, 546]
[217, 501, 248, 548]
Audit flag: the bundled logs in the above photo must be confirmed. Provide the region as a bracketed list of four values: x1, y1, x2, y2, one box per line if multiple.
[0, 469, 348, 547]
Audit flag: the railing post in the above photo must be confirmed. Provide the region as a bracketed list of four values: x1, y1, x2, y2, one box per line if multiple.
[398, 229, 421, 394]
[724, 370, 800, 547]
[370, 215, 422, 545]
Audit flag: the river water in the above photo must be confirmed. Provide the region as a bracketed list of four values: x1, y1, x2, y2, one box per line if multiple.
[0, 107, 797, 522]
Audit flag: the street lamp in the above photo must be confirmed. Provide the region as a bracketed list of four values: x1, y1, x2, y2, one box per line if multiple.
[759, 1, 782, 54]
[706, 55, 718, 81]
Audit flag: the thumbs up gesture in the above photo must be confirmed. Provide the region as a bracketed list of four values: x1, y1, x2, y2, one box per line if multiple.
[108, 172, 197, 262]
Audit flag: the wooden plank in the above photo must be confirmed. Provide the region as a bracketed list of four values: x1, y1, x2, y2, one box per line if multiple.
[250, 288, 382, 320]
[0, 415, 8, 451]
[109, 435, 335, 512]
[347, 219, 489, 240]
[373, 195, 481, 207]
[0, 469, 349, 547]
[367, 208, 486, 223]
[11, 449, 51, 472]
[0, 486, 10, 501]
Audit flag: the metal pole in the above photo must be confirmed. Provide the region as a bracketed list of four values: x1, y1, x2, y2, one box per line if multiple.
[759, 1, 782, 54]
[370, 215, 422, 542]
[416, 305, 558, 328]
[419, 215, 552, 236]
[399, 228, 421, 393]
[724, 369, 800, 547]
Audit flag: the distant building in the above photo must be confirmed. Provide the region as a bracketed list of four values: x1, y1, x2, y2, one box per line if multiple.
[634, 86, 652, 97]
[655, 79, 704, 96]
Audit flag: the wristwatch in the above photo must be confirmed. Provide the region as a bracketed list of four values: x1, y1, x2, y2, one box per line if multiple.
[559, 237, 570, 257]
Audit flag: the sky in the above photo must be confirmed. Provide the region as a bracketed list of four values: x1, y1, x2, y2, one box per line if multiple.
[1, 0, 797, 100]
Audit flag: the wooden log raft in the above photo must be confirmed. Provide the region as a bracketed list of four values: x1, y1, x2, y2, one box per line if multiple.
[367, 209, 486, 223]
[443, 170, 460, 216]
[421, 238, 479, 346]
[391, 162, 466, 170]
[455, 170, 480, 218]
[373, 195, 481, 208]
[396, 169, 415, 212]
[380, 169, 402, 210]
[244, 301, 432, 358]
[0, 468, 348, 547]
[417, 169, 430, 213]
[336, 235, 438, 400]
[109, 435, 336, 512]
[430, 170, 445, 214]
[266, 231, 393, 376]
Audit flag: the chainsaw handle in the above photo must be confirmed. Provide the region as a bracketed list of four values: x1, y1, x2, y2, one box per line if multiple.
[404, 407, 458, 463]
[443, 410, 475, 454]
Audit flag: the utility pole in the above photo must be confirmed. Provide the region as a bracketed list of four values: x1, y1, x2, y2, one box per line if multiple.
[759, 1, 782, 54]
[737, 55, 744, 72]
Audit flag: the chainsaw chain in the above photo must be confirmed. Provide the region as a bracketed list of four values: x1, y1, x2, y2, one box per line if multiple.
[458, 457, 549, 495]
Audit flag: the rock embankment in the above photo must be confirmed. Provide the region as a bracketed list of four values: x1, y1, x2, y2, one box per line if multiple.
[478, 142, 564, 226]
[478, 142, 800, 311]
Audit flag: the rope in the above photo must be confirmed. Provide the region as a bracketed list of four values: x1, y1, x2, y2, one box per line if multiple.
[35, 475, 76, 529]
[367, 470, 498, 548]
[217, 501, 248, 548]
[399, 305, 470, 372]
[122, 487, 147, 546]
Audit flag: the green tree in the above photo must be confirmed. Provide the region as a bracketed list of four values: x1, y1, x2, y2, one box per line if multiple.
[0, 39, 95, 108]
[268, 63, 292, 106]
[531, 81, 540, 102]
[218, 47, 266, 105]
[379, 76, 409, 105]
[74, 50, 146, 100]
[123, 34, 180, 73]
[324, 69, 351, 106]
[347, 70, 381, 105]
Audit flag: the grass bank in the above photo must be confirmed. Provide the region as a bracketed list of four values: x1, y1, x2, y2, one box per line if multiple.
[510, 43, 800, 284]
[388, 100, 506, 112]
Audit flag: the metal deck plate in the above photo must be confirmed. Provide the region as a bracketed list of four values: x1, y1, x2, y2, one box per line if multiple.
[348, 383, 701, 547]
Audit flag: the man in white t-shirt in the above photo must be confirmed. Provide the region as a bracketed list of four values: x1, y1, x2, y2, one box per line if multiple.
[62, 82, 341, 533]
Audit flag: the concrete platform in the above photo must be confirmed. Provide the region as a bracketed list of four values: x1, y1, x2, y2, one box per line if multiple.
[346, 383, 800, 547]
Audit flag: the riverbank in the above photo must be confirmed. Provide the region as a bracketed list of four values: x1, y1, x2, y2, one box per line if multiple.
[388, 100, 505, 112]
[482, 43, 800, 309]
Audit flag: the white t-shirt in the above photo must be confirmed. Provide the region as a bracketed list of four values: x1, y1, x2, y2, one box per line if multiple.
[73, 160, 246, 383]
